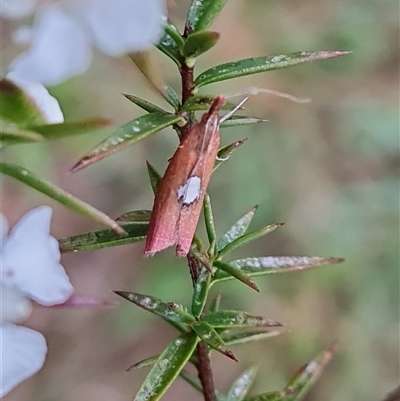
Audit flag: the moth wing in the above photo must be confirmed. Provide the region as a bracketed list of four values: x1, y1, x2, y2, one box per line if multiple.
[144, 139, 199, 256]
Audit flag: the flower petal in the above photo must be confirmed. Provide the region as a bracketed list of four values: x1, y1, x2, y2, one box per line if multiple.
[9, 4, 92, 86]
[6, 72, 64, 123]
[80, 0, 165, 56]
[0, 214, 8, 250]
[0, 285, 32, 325]
[0, 325, 46, 397]
[1, 206, 73, 305]
[0, 0, 36, 19]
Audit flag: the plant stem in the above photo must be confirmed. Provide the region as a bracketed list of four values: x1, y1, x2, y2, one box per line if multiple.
[180, 26, 216, 401]
[197, 341, 217, 401]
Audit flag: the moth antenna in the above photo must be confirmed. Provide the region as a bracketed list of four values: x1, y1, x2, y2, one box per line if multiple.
[220, 96, 249, 123]
[225, 86, 311, 104]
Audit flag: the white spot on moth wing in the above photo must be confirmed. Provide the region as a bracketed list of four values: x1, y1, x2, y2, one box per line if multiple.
[177, 176, 201, 205]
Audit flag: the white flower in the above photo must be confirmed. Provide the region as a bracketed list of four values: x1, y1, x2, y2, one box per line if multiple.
[4, 0, 166, 86]
[0, 207, 73, 397]
[6, 72, 64, 124]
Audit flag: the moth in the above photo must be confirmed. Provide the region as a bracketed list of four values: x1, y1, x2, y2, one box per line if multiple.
[145, 95, 247, 257]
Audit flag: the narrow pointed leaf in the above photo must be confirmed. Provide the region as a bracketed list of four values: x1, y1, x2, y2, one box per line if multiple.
[192, 321, 237, 361]
[222, 330, 282, 347]
[191, 267, 212, 318]
[71, 113, 182, 172]
[220, 116, 267, 128]
[28, 119, 111, 140]
[213, 256, 345, 282]
[214, 139, 248, 171]
[163, 86, 180, 109]
[217, 205, 258, 251]
[156, 22, 184, 66]
[126, 355, 159, 372]
[116, 210, 152, 223]
[0, 162, 124, 234]
[163, 21, 185, 50]
[203, 310, 282, 329]
[183, 31, 220, 58]
[187, 0, 229, 32]
[182, 94, 238, 112]
[281, 342, 338, 401]
[133, 332, 198, 401]
[227, 367, 258, 401]
[244, 392, 284, 401]
[115, 291, 196, 327]
[146, 161, 162, 194]
[1, 120, 44, 145]
[213, 260, 259, 292]
[194, 51, 350, 88]
[0, 79, 47, 125]
[203, 194, 216, 247]
[209, 294, 221, 313]
[217, 223, 284, 259]
[59, 223, 148, 253]
[180, 369, 203, 392]
[123, 94, 169, 114]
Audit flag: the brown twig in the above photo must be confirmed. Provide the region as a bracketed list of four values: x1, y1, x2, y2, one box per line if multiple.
[197, 341, 217, 401]
[179, 25, 217, 401]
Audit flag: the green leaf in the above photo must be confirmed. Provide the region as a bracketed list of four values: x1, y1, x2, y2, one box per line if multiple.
[217, 205, 258, 251]
[133, 332, 198, 401]
[202, 310, 282, 329]
[146, 161, 162, 194]
[1, 120, 44, 145]
[164, 21, 185, 49]
[209, 294, 221, 313]
[187, 0, 229, 32]
[179, 369, 203, 392]
[183, 31, 220, 59]
[220, 116, 267, 129]
[212, 260, 259, 292]
[244, 392, 284, 401]
[28, 119, 111, 140]
[192, 321, 237, 361]
[156, 22, 184, 66]
[191, 267, 211, 318]
[217, 223, 284, 259]
[222, 330, 282, 347]
[227, 367, 258, 401]
[182, 94, 238, 112]
[115, 210, 152, 222]
[214, 139, 248, 171]
[126, 356, 159, 372]
[58, 222, 147, 253]
[163, 86, 180, 110]
[194, 51, 350, 88]
[203, 194, 216, 249]
[123, 94, 169, 114]
[71, 113, 182, 173]
[0, 162, 124, 234]
[281, 342, 338, 401]
[115, 291, 196, 328]
[0, 79, 47, 125]
[212, 256, 345, 283]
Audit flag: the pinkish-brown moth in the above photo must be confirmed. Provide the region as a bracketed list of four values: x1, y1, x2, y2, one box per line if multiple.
[144, 95, 246, 257]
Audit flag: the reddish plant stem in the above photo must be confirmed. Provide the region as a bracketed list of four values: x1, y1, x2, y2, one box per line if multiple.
[180, 23, 194, 137]
[197, 341, 217, 401]
[180, 25, 217, 401]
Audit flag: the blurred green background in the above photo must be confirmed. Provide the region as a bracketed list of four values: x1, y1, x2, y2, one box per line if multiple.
[1, 1, 399, 400]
